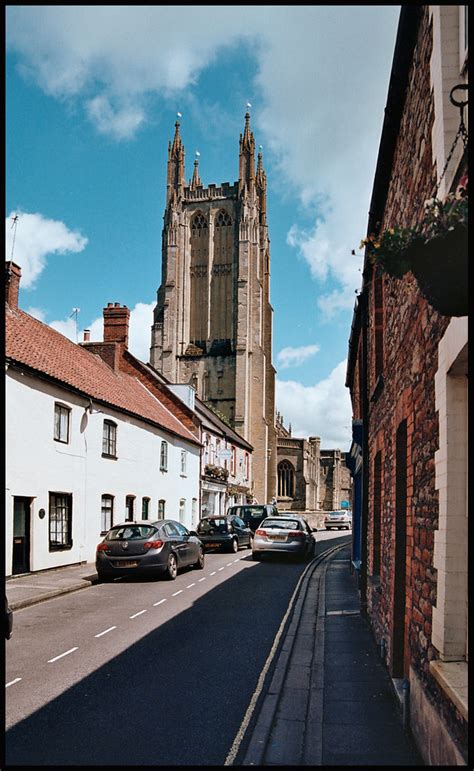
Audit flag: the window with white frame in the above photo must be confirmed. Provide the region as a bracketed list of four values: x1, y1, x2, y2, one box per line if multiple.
[231, 446, 236, 476]
[101, 494, 114, 532]
[179, 498, 186, 523]
[158, 499, 166, 519]
[102, 420, 117, 458]
[181, 450, 187, 475]
[54, 403, 71, 444]
[160, 440, 168, 471]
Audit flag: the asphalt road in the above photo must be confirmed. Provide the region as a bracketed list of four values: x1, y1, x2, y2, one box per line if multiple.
[5, 531, 348, 766]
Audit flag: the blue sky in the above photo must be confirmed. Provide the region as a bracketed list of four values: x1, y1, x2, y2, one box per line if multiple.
[6, 5, 400, 449]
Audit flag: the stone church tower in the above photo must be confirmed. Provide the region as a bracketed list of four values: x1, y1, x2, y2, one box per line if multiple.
[150, 113, 277, 503]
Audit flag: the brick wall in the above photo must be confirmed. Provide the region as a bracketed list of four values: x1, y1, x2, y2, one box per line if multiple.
[363, 5, 466, 755]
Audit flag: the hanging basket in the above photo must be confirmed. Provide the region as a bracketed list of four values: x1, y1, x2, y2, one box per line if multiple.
[408, 224, 468, 316]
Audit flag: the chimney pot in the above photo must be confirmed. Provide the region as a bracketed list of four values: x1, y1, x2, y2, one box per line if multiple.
[83, 329, 90, 342]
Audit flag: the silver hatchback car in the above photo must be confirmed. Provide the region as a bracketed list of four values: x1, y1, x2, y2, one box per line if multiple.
[252, 514, 316, 561]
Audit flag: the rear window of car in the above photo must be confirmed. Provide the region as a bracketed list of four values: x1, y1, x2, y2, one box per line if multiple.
[197, 519, 228, 534]
[262, 518, 302, 530]
[107, 525, 157, 540]
[240, 506, 266, 519]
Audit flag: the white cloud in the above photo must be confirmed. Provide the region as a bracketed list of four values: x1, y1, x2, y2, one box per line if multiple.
[277, 344, 320, 369]
[86, 95, 145, 140]
[276, 360, 352, 450]
[5, 211, 88, 289]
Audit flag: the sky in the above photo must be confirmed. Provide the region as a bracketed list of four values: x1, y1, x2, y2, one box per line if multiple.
[5, 5, 401, 450]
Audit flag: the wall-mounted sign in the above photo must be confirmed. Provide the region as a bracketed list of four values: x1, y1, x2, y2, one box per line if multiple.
[340, 500, 350, 509]
[38, 508, 46, 519]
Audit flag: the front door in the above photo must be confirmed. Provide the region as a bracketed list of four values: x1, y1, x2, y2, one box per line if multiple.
[12, 497, 31, 575]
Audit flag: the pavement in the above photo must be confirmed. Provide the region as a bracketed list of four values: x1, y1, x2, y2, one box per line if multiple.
[6, 545, 423, 766]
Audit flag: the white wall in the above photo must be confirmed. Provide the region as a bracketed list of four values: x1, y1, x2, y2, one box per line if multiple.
[5, 369, 200, 574]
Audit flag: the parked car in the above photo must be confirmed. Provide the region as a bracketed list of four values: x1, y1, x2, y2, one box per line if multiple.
[5, 596, 13, 639]
[227, 503, 279, 533]
[252, 514, 316, 561]
[324, 510, 352, 530]
[196, 514, 252, 553]
[96, 519, 204, 581]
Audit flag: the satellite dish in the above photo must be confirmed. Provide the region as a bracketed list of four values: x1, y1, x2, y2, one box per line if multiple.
[177, 112, 182, 118]
[195, 151, 200, 157]
[246, 102, 252, 108]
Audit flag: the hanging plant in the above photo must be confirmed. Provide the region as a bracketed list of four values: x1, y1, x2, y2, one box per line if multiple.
[360, 180, 468, 316]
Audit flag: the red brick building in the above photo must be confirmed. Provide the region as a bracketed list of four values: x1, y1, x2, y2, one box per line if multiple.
[346, 6, 467, 765]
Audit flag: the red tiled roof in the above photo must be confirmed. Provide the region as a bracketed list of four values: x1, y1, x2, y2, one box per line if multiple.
[5, 305, 200, 446]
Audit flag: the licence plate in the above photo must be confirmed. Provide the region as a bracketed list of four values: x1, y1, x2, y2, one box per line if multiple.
[119, 560, 139, 568]
[206, 543, 220, 549]
[268, 534, 286, 541]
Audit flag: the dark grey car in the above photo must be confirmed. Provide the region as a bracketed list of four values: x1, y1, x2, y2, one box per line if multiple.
[96, 519, 204, 581]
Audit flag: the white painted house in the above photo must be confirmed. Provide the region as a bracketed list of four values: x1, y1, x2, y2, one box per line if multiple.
[5, 262, 201, 575]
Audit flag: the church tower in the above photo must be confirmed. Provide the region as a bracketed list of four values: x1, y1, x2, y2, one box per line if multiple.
[150, 113, 277, 503]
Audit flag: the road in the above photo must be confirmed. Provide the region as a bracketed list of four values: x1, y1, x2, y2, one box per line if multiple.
[5, 531, 349, 766]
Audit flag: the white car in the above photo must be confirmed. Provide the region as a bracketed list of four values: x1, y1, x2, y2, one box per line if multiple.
[324, 510, 352, 530]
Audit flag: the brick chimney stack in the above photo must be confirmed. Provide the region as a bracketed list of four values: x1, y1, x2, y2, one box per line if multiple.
[83, 329, 90, 342]
[5, 261, 21, 309]
[103, 302, 130, 347]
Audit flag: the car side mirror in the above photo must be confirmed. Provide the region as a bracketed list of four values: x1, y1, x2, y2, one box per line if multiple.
[189, 530, 198, 537]
[312, 527, 318, 532]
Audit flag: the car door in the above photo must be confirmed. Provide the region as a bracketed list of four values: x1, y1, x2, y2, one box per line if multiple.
[173, 522, 195, 565]
[162, 521, 188, 566]
[231, 516, 251, 547]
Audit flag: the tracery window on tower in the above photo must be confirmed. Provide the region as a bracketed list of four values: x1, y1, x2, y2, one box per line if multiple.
[278, 460, 295, 498]
[215, 210, 233, 228]
[191, 212, 208, 234]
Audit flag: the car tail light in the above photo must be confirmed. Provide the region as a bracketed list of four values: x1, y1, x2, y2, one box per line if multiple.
[144, 539, 164, 550]
[255, 529, 267, 536]
[97, 543, 109, 552]
[288, 531, 305, 537]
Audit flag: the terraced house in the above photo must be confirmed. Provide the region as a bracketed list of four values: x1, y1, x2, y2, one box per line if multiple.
[346, 6, 468, 765]
[5, 262, 201, 574]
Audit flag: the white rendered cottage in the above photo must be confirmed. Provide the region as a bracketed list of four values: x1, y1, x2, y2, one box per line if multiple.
[5, 262, 201, 575]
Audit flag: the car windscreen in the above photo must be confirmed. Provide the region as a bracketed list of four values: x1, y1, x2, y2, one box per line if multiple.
[262, 518, 302, 530]
[107, 525, 158, 540]
[197, 519, 228, 534]
[240, 507, 266, 519]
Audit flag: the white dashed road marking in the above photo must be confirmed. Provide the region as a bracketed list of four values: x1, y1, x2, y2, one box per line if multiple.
[95, 626, 117, 638]
[6, 678, 22, 688]
[153, 598, 167, 606]
[172, 590, 183, 597]
[218, 567, 225, 571]
[198, 577, 206, 582]
[48, 647, 78, 663]
[186, 583, 196, 589]
[130, 610, 147, 619]
[210, 571, 217, 576]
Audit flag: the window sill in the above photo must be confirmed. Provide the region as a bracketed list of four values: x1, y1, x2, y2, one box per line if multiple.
[429, 660, 468, 721]
[102, 453, 117, 460]
[49, 544, 73, 552]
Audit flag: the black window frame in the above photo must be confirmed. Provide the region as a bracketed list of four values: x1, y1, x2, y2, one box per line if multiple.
[101, 493, 114, 534]
[49, 492, 73, 551]
[102, 420, 117, 458]
[54, 402, 71, 444]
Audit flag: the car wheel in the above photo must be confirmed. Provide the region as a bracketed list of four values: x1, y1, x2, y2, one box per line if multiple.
[165, 552, 178, 580]
[248, 536, 253, 549]
[194, 548, 205, 570]
[231, 538, 239, 553]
